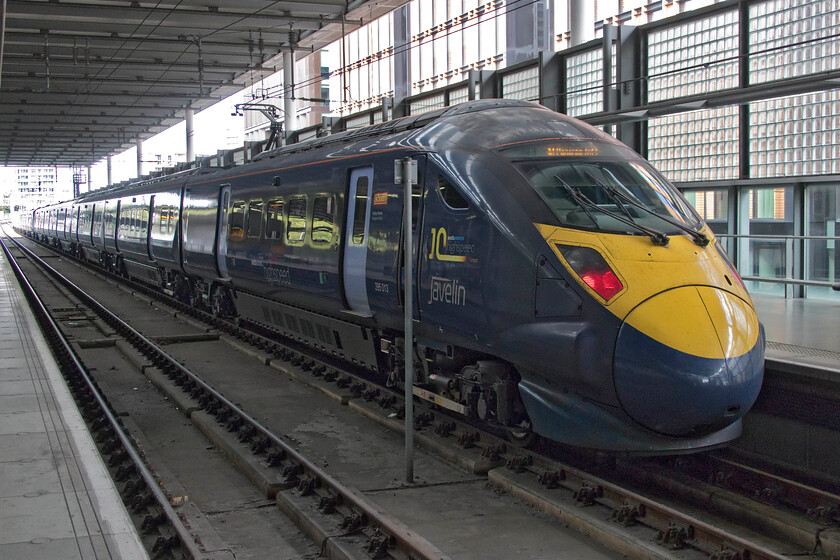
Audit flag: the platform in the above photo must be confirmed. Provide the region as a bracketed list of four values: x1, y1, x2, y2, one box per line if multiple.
[752, 294, 840, 382]
[0, 250, 148, 559]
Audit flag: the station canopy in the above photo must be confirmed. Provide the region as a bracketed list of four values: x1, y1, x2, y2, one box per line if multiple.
[0, 0, 405, 167]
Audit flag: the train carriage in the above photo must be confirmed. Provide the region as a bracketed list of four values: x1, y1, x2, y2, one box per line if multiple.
[22, 100, 765, 454]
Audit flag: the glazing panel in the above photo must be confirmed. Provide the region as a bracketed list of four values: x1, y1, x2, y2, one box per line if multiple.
[646, 9, 739, 103]
[749, 0, 840, 84]
[502, 65, 539, 101]
[566, 48, 603, 117]
[449, 87, 469, 106]
[648, 107, 739, 183]
[750, 90, 840, 178]
[745, 186, 793, 296]
[682, 189, 730, 236]
[805, 185, 839, 300]
[410, 92, 446, 114]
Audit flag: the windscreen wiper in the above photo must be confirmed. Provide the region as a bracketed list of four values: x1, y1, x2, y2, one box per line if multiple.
[582, 170, 635, 221]
[600, 168, 710, 247]
[555, 175, 670, 247]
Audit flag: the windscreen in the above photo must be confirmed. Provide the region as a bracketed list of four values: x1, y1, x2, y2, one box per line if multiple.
[501, 140, 702, 235]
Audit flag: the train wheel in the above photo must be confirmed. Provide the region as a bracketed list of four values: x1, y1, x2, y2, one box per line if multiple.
[506, 419, 538, 448]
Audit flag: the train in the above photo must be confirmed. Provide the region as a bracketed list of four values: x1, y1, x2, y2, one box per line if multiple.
[20, 99, 765, 454]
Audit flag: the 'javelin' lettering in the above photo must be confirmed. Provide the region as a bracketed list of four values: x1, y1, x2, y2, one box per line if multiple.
[428, 276, 466, 305]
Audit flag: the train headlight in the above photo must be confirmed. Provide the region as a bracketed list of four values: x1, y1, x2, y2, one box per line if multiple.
[556, 244, 624, 302]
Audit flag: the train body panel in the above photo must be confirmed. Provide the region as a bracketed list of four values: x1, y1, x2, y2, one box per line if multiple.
[21, 100, 765, 454]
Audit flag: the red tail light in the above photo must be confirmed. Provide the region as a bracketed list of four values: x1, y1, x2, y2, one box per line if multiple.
[557, 244, 624, 301]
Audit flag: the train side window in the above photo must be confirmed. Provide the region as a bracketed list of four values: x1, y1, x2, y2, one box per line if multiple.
[287, 196, 307, 244]
[141, 208, 148, 232]
[311, 196, 334, 245]
[168, 207, 177, 234]
[265, 198, 284, 240]
[229, 201, 245, 238]
[246, 200, 263, 238]
[352, 176, 368, 244]
[439, 176, 469, 209]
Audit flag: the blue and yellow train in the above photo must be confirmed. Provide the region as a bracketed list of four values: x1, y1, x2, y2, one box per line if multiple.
[23, 100, 765, 453]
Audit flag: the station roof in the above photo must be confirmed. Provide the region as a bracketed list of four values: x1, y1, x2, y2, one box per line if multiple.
[0, 0, 405, 167]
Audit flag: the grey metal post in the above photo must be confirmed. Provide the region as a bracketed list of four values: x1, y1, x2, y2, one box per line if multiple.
[396, 156, 417, 483]
[86, 165, 91, 193]
[186, 106, 195, 163]
[106, 155, 112, 187]
[283, 50, 295, 143]
[569, 0, 594, 47]
[136, 137, 143, 178]
[0, 0, 7, 91]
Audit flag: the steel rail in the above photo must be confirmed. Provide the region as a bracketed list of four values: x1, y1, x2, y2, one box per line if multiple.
[0, 234, 204, 560]
[9, 233, 448, 560]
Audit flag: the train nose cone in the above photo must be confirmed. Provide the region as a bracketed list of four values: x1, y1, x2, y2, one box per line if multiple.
[613, 286, 764, 437]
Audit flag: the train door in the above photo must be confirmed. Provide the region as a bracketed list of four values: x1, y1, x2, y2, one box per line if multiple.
[418, 165, 485, 339]
[343, 167, 374, 315]
[146, 196, 155, 259]
[216, 184, 231, 279]
[92, 203, 104, 248]
[360, 156, 428, 320]
[398, 157, 427, 321]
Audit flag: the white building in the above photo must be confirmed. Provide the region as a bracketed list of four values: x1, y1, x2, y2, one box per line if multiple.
[10, 167, 74, 224]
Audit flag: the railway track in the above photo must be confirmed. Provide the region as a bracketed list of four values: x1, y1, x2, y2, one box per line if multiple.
[9, 229, 839, 560]
[0, 235, 203, 560]
[3, 231, 445, 560]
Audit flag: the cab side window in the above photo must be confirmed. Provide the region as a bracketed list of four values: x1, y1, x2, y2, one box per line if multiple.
[439, 176, 469, 209]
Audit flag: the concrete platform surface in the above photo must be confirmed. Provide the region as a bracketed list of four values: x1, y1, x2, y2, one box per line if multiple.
[0, 249, 148, 560]
[753, 294, 840, 380]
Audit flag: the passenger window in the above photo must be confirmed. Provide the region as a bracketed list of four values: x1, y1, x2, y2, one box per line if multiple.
[265, 198, 284, 240]
[141, 208, 148, 232]
[159, 206, 168, 234]
[352, 176, 368, 245]
[311, 196, 334, 245]
[439, 176, 469, 209]
[168, 208, 177, 234]
[229, 201, 245, 238]
[246, 200, 263, 238]
[287, 196, 307, 244]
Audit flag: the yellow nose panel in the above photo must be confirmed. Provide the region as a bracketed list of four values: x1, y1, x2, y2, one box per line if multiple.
[624, 287, 758, 360]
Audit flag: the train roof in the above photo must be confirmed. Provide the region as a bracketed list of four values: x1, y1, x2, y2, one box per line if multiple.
[34, 99, 617, 211]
